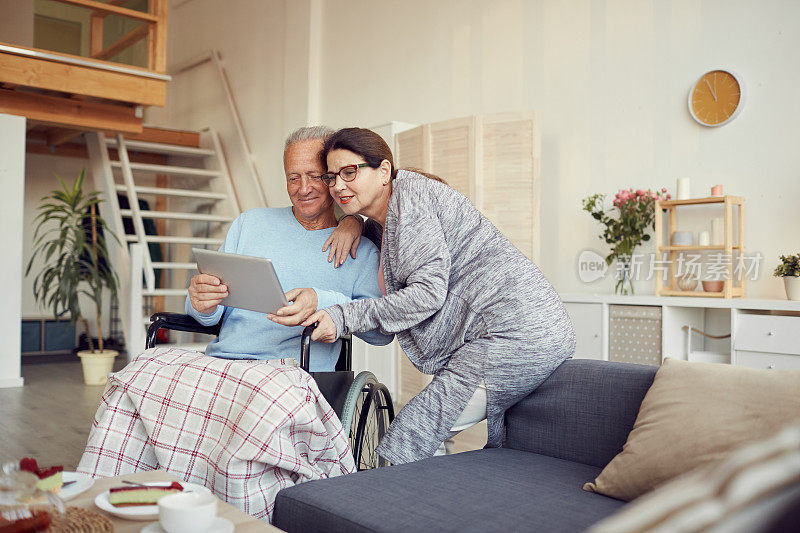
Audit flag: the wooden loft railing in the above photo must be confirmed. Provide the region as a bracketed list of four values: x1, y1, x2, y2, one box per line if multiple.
[0, 0, 169, 135]
[78, 0, 168, 73]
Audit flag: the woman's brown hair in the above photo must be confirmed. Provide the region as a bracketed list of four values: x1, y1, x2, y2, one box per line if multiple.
[322, 127, 446, 184]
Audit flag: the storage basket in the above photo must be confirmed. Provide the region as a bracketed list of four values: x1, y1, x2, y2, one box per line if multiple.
[609, 305, 662, 365]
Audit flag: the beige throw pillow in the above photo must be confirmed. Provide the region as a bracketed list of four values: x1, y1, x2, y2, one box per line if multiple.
[588, 422, 800, 533]
[583, 358, 800, 501]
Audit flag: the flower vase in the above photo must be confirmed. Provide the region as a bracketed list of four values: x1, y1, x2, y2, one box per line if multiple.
[615, 256, 635, 295]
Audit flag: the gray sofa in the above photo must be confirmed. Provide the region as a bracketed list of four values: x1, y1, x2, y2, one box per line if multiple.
[273, 359, 658, 532]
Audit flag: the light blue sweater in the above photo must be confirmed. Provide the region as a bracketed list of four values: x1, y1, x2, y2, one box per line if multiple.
[186, 207, 393, 371]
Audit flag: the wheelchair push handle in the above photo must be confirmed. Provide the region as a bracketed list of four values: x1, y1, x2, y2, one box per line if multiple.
[300, 322, 318, 372]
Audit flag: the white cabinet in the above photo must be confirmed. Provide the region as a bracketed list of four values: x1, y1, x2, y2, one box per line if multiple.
[734, 315, 800, 355]
[561, 294, 800, 369]
[735, 351, 800, 370]
[564, 302, 604, 360]
[734, 314, 800, 370]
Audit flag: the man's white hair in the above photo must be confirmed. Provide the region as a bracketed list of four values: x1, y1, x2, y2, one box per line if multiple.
[284, 126, 335, 152]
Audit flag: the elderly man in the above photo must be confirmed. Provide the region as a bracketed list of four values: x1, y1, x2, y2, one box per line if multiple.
[186, 125, 390, 370]
[78, 127, 388, 523]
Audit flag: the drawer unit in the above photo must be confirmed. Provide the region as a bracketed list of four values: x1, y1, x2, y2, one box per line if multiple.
[564, 302, 604, 360]
[735, 351, 800, 370]
[734, 314, 800, 356]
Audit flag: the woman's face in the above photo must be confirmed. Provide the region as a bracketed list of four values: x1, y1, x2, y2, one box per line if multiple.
[326, 149, 390, 216]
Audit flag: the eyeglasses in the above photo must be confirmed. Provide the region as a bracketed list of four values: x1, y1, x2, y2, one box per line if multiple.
[321, 163, 370, 187]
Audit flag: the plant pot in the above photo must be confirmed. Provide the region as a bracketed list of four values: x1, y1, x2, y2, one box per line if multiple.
[77, 349, 118, 385]
[701, 280, 725, 293]
[783, 276, 800, 301]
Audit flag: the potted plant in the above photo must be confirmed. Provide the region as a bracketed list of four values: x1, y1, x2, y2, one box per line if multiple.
[773, 254, 800, 301]
[582, 188, 671, 295]
[26, 169, 120, 385]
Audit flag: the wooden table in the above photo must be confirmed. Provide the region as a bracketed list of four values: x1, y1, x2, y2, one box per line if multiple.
[66, 470, 281, 532]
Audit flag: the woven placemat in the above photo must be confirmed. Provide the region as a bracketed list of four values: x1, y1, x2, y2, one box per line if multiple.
[49, 506, 114, 533]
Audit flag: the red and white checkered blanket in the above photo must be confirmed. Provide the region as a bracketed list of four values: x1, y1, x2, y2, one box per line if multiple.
[77, 347, 355, 522]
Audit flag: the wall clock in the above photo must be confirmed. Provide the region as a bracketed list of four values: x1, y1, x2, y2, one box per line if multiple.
[688, 69, 744, 127]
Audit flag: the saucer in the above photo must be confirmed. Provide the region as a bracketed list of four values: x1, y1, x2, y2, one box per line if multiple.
[94, 482, 210, 521]
[141, 516, 234, 533]
[59, 472, 94, 501]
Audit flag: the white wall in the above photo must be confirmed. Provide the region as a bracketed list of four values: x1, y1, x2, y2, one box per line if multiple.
[150, 0, 800, 299]
[146, 0, 295, 210]
[1, 114, 27, 388]
[313, 0, 800, 299]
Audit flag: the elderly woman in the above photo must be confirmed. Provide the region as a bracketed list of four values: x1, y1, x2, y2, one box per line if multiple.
[302, 127, 576, 465]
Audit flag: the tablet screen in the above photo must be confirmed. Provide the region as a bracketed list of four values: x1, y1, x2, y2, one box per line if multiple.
[193, 249, 288, 314]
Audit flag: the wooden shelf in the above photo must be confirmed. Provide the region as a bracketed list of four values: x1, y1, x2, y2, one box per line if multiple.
[659, 287, 746, 298]
[655, 195, 746, 299]
[658, 245, 740, 252]
[659, 196, 745, 208]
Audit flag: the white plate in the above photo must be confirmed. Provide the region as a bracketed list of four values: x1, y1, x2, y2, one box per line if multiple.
[141, 517, 234, 533]
[59, 471, 94, 501]
[94, 482, 210, 521]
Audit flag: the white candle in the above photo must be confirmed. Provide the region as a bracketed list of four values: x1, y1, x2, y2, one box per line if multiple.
[677, 178, 691, 200]
[698, 231, 711, 246]
[711, 218, 724, 245]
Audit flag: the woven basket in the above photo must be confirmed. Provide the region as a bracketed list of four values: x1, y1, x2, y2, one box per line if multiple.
[50, 506, 114, 533]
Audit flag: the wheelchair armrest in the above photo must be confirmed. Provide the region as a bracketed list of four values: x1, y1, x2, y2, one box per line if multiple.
[300, 324, 315, 372]
[146, 313, 222, 349]
[300, 324, 352, 373]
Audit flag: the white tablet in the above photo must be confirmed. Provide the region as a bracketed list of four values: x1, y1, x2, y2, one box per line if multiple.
[193, 248, 289, 314]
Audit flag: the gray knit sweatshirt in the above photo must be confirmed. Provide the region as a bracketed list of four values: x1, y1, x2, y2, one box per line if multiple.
[325, 170, 575, 464]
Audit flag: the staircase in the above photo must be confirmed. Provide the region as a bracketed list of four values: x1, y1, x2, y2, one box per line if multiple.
[86, 128, 241, 358]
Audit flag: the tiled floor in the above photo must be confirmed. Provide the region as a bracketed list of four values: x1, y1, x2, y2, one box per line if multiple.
[0, 357, 128, 470]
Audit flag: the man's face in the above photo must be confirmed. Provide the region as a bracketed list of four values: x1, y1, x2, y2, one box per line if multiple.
[284, 139, 334, 221]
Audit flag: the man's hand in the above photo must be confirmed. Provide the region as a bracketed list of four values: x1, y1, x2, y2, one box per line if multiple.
[302, 310, 338, 343]
[188, 274, 228, 314]
[268, 288, 318, 326]
[323, 215, 362, 268]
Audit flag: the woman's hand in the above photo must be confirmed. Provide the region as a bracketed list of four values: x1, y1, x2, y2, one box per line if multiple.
[302, 310, 338, 343]
[268, 288, 318, 326]
[188, 274, 228, 313]
[323, 215, 362, 268]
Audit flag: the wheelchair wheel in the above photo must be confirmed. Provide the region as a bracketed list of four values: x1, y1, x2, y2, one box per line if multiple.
[341, 371, 395, 470]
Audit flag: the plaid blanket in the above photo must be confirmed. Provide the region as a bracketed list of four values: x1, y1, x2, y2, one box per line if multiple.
[77, 347, 355, 521]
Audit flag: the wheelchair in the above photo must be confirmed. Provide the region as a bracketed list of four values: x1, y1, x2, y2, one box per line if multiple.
[146, 313, 394, 470]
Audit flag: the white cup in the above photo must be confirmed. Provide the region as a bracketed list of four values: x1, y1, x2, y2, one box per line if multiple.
[158, 491, 217, 533]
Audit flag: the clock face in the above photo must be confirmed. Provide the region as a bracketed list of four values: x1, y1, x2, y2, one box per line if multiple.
[689, 70, 743, 127]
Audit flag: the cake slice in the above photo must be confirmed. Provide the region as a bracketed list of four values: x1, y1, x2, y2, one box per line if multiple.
[19, 457, 64, 492]
[108, 482, 184, 507]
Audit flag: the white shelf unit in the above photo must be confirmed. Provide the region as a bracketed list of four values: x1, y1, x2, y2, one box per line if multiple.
[562, 293, 800, 370]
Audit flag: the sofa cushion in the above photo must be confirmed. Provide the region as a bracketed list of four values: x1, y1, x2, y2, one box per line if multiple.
[587, 422, 800, 533]
[584, 359, 800, 501]
[274, 448, 626, 533]
[505, 359, 658, 468]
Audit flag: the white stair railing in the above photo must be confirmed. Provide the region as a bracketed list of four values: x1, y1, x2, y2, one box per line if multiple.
[116, 133, 156, 291]
[128, 242, 146, 360]
[88, 129, 240, 356]
[87, 131, 132, 358]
